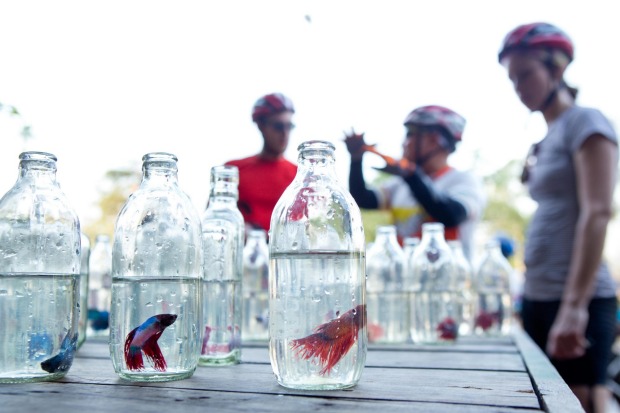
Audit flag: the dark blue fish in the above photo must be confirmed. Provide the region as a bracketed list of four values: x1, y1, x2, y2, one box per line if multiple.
[41, 332, 78, 373]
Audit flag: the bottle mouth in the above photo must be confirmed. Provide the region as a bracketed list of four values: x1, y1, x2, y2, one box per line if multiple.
[142, 152, 179, 173]
[142, 152, 178, 163]
[19, 151, 57, 162]
[211, 165, 239, 183]
[297, 140, 335, 152]
[18, 151, 58, 172]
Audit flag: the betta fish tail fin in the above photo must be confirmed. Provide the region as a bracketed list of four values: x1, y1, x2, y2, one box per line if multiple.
[142, 335, 166, 371]
[124, 328, 144, 370]
[290, 305, 365, 375]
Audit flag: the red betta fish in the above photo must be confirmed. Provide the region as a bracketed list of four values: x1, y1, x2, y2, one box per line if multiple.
[289, 187, 315, 221]
[475, 310, 499, 331]
[124, 314, 177, 371]
[436, 317, 458, 340]
[290, 304, 366, 375]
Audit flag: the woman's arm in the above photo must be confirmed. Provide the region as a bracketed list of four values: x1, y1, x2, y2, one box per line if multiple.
[546, 134, 618, 359]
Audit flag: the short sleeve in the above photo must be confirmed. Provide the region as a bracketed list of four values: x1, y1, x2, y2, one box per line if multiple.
[566, 108, 617, 153]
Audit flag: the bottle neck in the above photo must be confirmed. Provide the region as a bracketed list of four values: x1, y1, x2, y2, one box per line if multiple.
[18, 152, 58, 184]
[210, 185, 239, 201]
[209, 165, 239, 201]
[375, 229, 398, 246]
[142, 152, 179, 185]
[207, 193, 238, 208]
[296, 141, 337, 179]
[246, 230, 267, 247]
[421, 228, 445, 244]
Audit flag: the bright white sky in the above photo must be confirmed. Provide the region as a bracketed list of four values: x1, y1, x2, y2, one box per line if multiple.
[1, 0, 619, 231]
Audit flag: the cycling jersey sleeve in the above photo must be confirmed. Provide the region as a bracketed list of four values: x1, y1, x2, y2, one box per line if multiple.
[349, 160, 379, 209]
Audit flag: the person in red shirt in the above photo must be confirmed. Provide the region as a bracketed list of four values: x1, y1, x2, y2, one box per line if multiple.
[226, 93, 297, 235]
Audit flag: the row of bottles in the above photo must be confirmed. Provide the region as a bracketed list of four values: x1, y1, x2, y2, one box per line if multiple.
[0, 142, 510, 390]
[366, 224, 513, 345]
[0, 141, 367, 391]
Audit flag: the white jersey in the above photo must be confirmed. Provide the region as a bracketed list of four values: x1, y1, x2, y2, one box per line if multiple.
[374, 167, 486, 260]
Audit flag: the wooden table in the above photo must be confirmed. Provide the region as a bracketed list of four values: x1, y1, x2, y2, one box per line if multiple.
[0, 326, 583, 412]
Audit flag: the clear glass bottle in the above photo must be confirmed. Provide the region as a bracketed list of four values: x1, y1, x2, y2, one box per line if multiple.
[473, 240, 513, 336]
[409, 223, 459, 343]
[269, 140, 367, 390]
[366, 225, 407, 344]
[109, 152, 203, 382]
[402, 237, 420, 261]
[0, 151, 81, 383]
[448, 240, 474, 337]
[242, 229, 270, 342]
[87, 234, 112, 338]
[402, 236, 419, 343]
[78, 232, 91, 349]
[200, 165, 244, 366]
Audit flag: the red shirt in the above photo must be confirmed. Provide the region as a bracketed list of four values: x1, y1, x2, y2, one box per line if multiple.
[226, 155, 297, 232]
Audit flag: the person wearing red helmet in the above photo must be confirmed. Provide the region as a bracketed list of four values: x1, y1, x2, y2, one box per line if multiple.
[499, 22, 618, 413]
[225, 93, 297, 234]
[344, 105, 486, 260]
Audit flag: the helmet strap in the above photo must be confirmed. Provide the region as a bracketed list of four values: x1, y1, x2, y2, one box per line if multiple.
[537, 83, 560, 112]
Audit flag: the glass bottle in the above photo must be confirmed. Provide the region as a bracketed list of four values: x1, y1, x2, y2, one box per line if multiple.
[78, 233, 91, 349]
[87, 234, 112, 338]
[242, 229, 270, 342]
[448, 240, 474, 336]
[473, 240, 513, 336]
[402, 236, 419, 343]
[200, 165, 244, 366]
[402, 237, 420, 261]
[109, 152, 203, 382]
[409, 223, 459, 343]
[0, 151, 81, 383]
[366, 225, 407, 344]
[269, 140, 367, 390]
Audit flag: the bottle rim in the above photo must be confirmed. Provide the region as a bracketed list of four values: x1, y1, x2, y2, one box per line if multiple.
[142, 152, 178, 163]
[297, 140, 335, 152]
[19, 151, 57, 162]
[211, 164, 239, 180]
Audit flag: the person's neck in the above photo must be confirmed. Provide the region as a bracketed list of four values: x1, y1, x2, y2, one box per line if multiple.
[542, 89, 575, 124]
[421, 156, 449, 176]
[259, 149, 284, 161]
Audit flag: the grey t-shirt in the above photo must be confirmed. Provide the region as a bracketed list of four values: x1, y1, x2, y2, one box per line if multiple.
[523, 105, 618, 300]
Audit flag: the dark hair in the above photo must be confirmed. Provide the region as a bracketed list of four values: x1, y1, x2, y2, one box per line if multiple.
[541, 53, 579, 100]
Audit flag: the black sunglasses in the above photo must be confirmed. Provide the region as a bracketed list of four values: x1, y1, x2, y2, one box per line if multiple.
[265, 121, 295, 133]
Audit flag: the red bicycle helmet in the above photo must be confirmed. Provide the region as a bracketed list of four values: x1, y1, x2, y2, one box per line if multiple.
[251, 93, 295, 123]
[403, 105, 466, 142]
[498, 22, 573, 63]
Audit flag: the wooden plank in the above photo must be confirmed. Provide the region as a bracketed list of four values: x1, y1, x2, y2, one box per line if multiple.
[513, 326, 585, 413]
[240, 347, 526, 372]
[78, 341, 524, 371]
[0, 382, 540, 413]
[368, 343, 519, 353]
[59, 355, 540, 409]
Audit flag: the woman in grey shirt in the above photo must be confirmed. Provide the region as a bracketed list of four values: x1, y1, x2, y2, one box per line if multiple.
[498, 22, 619, 413]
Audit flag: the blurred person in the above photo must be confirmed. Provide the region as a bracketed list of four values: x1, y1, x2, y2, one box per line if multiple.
[344, 105, 486, 260]
[226, 93, 297, 235]
[498, 22, 618, 413]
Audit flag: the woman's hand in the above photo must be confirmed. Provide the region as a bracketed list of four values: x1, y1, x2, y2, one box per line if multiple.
[546, 303, 590, 359]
